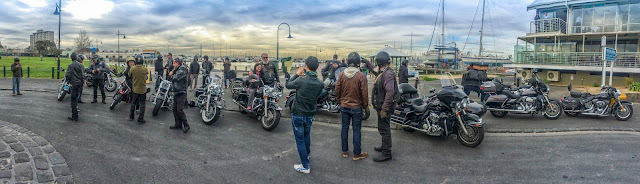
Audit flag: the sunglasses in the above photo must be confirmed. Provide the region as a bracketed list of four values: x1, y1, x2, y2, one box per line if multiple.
[262, 57, 268, 59]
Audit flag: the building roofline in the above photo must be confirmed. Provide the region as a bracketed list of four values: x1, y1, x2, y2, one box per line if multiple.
[518, 31, 640, 40]
[504, 64, 640, 73]
[527, 0, 613, 11]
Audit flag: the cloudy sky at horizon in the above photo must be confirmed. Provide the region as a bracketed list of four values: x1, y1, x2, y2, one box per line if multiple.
[0, 0, 536, 59]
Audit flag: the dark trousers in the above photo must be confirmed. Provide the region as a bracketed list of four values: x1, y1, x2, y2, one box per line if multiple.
[77, 85, 83, 102]
[70, 85, 81, 119]
[464, 85, 486, 102]
[172, 93, 189, 127]
[376, 109, 392, 156]
[341, 107, 363, 155]
[130, 93, 146, 120]
[93, 79, 106, 101]
[247, 88, 257, 108]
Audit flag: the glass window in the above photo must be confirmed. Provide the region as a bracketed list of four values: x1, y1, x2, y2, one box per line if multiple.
[630, 24, 640, 31]
[619, 3, 629, 25]
[603, 6, 616, 26]
[583, 8, 593, 26]
[592, 6, 604, 32]
[630, 3, 640, 24]
[574, 8, 583, 26]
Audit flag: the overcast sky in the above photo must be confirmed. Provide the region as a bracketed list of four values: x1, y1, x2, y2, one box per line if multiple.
[0, 0, 536, 59]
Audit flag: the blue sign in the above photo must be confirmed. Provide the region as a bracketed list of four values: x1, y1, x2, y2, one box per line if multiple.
[91, 48, 96, 53]
[605, 48, 616, 61]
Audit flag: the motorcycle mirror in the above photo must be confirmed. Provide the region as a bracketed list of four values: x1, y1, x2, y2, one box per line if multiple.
[429, 88, 436, 93]
[499, 78, 503, 84]
[516, 77, 521, 87]
[532, 69, 539, 74]
[567, 83, 572, 91]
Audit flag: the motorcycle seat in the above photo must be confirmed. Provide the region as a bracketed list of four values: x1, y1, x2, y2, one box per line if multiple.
[570, 91, 592, 98]
[502, 90, 520, 99]
[411, 98, 428, 113]
[398, 83, 418, 94]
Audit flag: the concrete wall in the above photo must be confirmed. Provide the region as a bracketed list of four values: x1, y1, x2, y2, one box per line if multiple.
[540, 69, 640, 87]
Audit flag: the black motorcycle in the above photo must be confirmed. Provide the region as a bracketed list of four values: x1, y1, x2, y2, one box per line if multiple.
[285, 77, 371, 120]
[390, 73, 485, 147]
[85, 70, 118, 92]
[561, 84, 633, 121]
[192, 74, 226, 125]
[232, 78, 283, 131]
[481, 69, 562, 119]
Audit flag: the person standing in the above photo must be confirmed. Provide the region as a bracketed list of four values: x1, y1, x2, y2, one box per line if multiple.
[398, 60, 410, 84]
[286, 56, 324, 174]
[11, 57, 23, 96]
[129, 55, 149, 124]
[169, 58, 190, 133]
[321, 54, 344, 81]
[335, 52, 369, 160]
[89, 55, 108, 104]
[223, 57, 231, 88]
[65, 53, 84, 121]
[202, 55, 213, 87]
[462, 64, 484, 100]
[363, 51, 397, 162]
[77, 55, 86, 103]
[164, 53, 174, 80]
[189, 56, 200, 89]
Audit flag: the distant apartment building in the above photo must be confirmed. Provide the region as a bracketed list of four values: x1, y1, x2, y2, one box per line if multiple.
[507, 0, 640, 86]
[29, 29, 55, 51]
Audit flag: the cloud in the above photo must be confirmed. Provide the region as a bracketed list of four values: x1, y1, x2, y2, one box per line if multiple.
[0, 0, 536, 59]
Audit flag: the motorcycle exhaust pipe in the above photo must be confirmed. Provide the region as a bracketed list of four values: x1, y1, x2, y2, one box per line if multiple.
[486, 108, 532, 114]
[389, 121, 432, 134]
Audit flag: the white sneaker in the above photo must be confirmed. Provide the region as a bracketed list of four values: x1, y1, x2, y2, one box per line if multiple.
[293, 164, 310, 174]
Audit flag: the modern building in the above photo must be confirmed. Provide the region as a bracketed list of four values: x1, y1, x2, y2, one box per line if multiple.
[29, 30, 55, 51]
[507, 0, 640, 87]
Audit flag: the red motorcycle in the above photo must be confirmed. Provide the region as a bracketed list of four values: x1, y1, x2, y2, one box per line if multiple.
[110, 81, 132, 110]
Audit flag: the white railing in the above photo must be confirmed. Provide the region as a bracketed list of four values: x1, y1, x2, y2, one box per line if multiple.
[530, 18, 567, 34]
[515, 52, 640, 68]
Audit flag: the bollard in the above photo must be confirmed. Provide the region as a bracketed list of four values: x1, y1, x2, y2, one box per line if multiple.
[245, 66, 248, 71]
[234, 66, 237, 71]
[52, 67, 55, 79]
[3, 66, 5, 77]
[27, 67, 30, 78]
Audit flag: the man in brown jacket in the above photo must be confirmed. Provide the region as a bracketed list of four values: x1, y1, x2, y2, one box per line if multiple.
[335, 52, 368, 161]
[129, 55, 149, 123]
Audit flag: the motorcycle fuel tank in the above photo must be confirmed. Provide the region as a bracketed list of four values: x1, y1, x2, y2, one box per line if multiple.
[521, 89, 537, 96]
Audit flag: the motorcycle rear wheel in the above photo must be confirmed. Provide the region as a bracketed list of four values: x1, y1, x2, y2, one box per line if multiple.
[153, 99, 163, 116]
[490, 110, 508, 118]
[106, 80, 117, 92]
[457, 125, 484, 148]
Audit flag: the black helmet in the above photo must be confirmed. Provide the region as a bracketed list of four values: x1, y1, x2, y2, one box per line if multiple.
[401, 59, 409, 66]
[14, 57, 20, 62]
[203, 55, 209, 60]
[135, 54, 144, 64]
[347, 52, 361, 67]
[70, 52, 77, 61]
[194, 55, 198, 61]
[78, 54, 86, 61]
[225, 57, 230, 60]
[92, 54, 99, 60]
[174, 58, 182, 65]
[157, 54, 163, 59]
[374, 51, 390, 66]
[333, 54, 338, 59]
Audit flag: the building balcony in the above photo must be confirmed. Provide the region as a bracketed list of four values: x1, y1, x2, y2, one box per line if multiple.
[528, 18, 567, 36]
[514, 51, 640, 68]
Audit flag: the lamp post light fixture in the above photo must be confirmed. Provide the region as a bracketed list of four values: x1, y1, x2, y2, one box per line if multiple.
[116, 30, 125, 71]
[276, 23, 292, 61]
[316, 46, 321, 57]
[53, 0, 61, 79]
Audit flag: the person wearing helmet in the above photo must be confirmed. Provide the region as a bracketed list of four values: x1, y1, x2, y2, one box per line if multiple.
[399, 60, 410, 84]
[201, 55, 213, 87]
[89, 54, 108, 104]
[335, 52, 369, 160]
[362, 51, 397, 162]
[189, 56, 201, 89]
[321, 54, 346, 81]
[129, 55, 149, 123]
[11, 57, 23, 96]
[65, 52, 85, 121]
[223, 57, 231, 88]
[169, 58, 190, 133]
[155, 54, 164, 80]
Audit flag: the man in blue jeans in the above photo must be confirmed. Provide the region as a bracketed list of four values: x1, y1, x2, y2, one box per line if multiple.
[11, 57, 23, 96]
[285, 56, 324, 174]
[335, 52, 369, 160]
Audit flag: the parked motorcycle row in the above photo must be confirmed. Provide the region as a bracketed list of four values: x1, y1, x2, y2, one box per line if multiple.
[56, 66, 634, 148]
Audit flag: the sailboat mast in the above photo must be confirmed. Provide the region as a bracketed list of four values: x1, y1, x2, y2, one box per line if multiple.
[441, 0, 445, 46]
[478, 0, 485, 57]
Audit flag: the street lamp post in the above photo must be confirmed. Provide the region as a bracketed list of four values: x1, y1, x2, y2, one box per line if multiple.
[316, 46, 321, 56]
[276, 23, 292, 61]
[53, 0, 61, 79]
[116, 30, 125, 71]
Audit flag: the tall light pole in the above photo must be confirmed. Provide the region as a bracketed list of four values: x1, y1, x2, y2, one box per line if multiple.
[276, 23, 292, 61]
[116, 30, 125, 70]
[53, 0, 61, 79]
[316, 46, 321, 56]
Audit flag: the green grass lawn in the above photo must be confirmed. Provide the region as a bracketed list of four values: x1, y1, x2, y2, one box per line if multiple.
[0, 56, 115, 79]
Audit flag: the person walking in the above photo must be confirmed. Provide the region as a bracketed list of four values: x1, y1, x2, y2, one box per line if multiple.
[129, 55, 149, 124]
[335, 52, 369, 160]
[11, 57, 23, 96]
[169, 58, 190, 133]
[286, 56, 324, 174]
[363, 51, 397, 162]
[89, 55, 108, 104]
[398, 60, 410, 84]
[462, 64, 485, 100]
[202, 55, 213, 87]
[189, 56, 200, 89]
[223, 57, 231, 88]
[65, 53, 84, 121]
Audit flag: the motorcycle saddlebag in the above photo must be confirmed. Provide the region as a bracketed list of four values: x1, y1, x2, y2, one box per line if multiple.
[481, 81, 501, 93]
[562, 97, 580, 110]
[485, 95, 507, 107]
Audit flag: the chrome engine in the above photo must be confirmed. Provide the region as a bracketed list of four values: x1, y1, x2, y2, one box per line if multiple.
[516, 97, 537, 113]
[422, 112, 444, 136]
[321, 100, 340, 113]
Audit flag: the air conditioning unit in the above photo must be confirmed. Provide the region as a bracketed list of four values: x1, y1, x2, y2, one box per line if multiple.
[547, 71, 560, 82]
[518, 69, 531, 80]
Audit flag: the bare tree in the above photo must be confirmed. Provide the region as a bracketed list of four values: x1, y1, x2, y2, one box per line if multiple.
[74, 30, 92, 53]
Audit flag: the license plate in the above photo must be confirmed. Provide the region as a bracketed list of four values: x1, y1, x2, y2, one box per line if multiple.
[394, 110, 401, 114]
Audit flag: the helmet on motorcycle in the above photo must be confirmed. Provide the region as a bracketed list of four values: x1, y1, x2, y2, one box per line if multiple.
[374, 51, 390, 67]
[135, 55, 144, 65]
[78, 54, 86, 61]
[70, 52, 77, 61]
[347, 52, 361, 67]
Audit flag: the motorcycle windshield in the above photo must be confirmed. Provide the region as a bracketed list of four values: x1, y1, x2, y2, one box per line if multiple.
[440, 72, 456, 88]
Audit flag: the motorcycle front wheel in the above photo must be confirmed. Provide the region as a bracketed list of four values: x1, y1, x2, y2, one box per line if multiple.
[543, 102, 562, 120]
[614, 104, 633, 121]
[457, 125, 485, 148]
[202, 104, 221, 125]
[106, 80, 117, 92]
[261, 108, 281, 131]
[153, 99, 163, 116]
[57, 90, 66, 101]
[110, 93, 122, 110]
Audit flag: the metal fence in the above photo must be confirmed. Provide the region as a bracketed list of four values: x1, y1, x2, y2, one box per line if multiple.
[515, 52, 640, 68]
[530, 18, 567, 34]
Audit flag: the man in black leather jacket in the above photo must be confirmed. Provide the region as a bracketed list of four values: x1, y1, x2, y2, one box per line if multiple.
[169, 58, 190, 133]
[89, 55, 109, 104]
[65, 52, 85, 121]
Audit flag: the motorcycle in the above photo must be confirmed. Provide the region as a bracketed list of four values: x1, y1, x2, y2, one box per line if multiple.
[232, 79, 283, 131]
[390, 73, 485, 147]
[109, 80, 131, 110]
[57, 78, 70, 101]
[86, 71, 118, 92]
[561, 84, 633, 121]
[192, 74, 226, 125]
[481, 69, 562, 119]
[152, 79, 174, 116]
[285, 77, 371, 120]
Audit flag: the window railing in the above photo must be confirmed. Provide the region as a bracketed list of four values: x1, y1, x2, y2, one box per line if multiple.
[514, 51, 640, 68]
[529, 18, 567, 34]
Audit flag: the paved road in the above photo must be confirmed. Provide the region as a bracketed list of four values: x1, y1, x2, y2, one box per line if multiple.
[0, 89, 639, 183]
